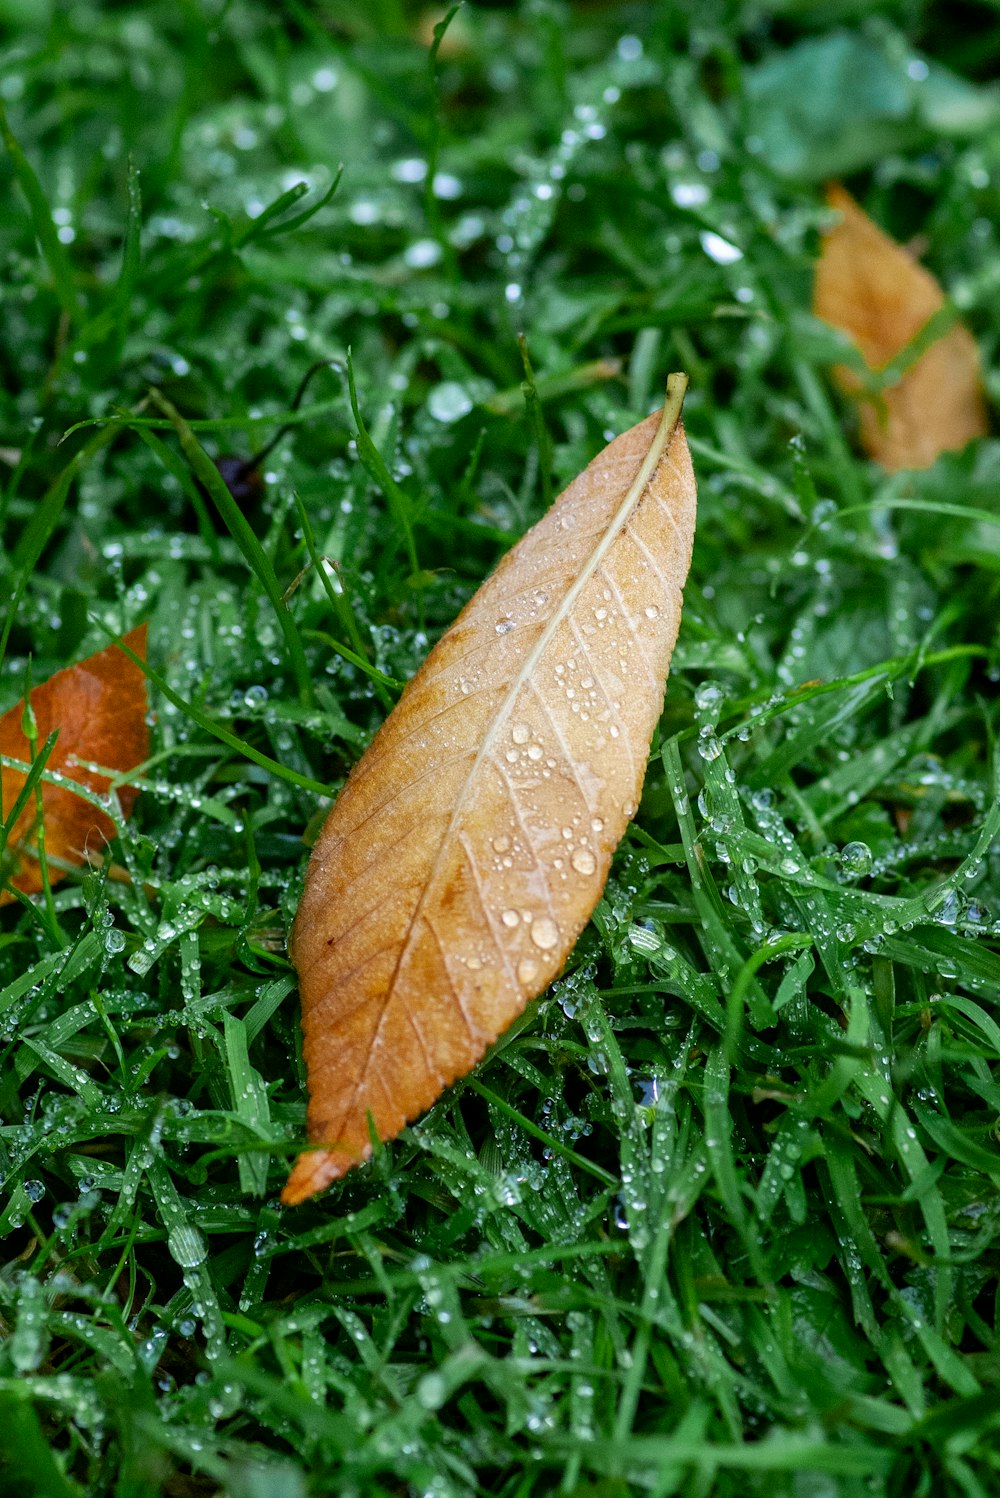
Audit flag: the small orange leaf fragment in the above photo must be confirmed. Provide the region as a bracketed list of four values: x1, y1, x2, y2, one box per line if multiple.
[284, 378, 697, 1205]
[814, 183, 988, 471]
[0, 625, 149, 902]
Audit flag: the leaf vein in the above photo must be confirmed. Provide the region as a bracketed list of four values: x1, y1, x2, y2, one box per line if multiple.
[338, 746, 477, 841]
[491, 757, 564, 931]
[457, 830, 524, 996]
[566, 615, 639, 787]
[423, 914, 481, 1047]
[524, 675, 599, 817]
[596, 565, 658, 686]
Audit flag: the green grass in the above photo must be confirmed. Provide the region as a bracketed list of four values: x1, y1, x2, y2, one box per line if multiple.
[1, 2, 999, 1494]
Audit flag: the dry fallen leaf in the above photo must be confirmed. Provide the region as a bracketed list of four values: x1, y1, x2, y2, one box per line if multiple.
[814, 183, 988, 471]
[0, 625, 149, 902]
[284, 376, 697, 1205]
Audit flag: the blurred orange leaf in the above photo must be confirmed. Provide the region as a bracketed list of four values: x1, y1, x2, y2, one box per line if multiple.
[0, 625, 149, 903]
[814, 183, 988, 470]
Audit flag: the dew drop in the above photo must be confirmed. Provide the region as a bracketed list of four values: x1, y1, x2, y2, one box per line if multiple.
[467, 955, 482, 971]
[696, 732, 722, 761]
[530, 917, 559, 950]
[404, 238, 443, 269]
[428, 381, 474, 423]
[694, 681, 724, 713]
[493, 835, 511, 853]
[840, 841, 873, 878]
[501, 909, 520, 928]
[671, 182, 709, 209]
[644, 605, 659, 620]
[571, 848, 597, 875]
[518, 958, 539, 985]
[591, 817, 604, 833]
[700, 229, 743, 264]
[512, 722, 531, 744]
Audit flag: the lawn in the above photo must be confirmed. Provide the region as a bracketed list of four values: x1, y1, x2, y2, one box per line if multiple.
[1, 1, 999, 1495]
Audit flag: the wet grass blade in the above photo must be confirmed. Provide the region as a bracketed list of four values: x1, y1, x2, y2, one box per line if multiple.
[147, 387, 315, 706]
[0, 102, 82, 320]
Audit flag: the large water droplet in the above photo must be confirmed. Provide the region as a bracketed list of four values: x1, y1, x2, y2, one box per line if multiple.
[700, 229, 743, 264]
[168, 1224, 207, 1268]
[671, 182, 710, 209]
[428, 381, 474, 423]
[840, 841, 873, 877]
[417, 1372, 447, 1409]
[530, 917, 559, 951]
[694, 681, 724, 714]
[392, 157, 428, 184]
[403, 238, 443, 269]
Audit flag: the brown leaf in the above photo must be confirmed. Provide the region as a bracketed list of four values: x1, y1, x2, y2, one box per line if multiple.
[0, 625, 149, 902]
[814, 184, 988, 471]
[284, 377, 697, 1204]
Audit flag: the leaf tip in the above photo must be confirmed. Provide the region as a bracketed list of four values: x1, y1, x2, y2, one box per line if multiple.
[281, 1144, 367, 1206]
[824, 181, 853, 214]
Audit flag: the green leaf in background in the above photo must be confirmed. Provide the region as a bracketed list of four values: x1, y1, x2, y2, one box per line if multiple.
[744, 28, 1000, 179]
